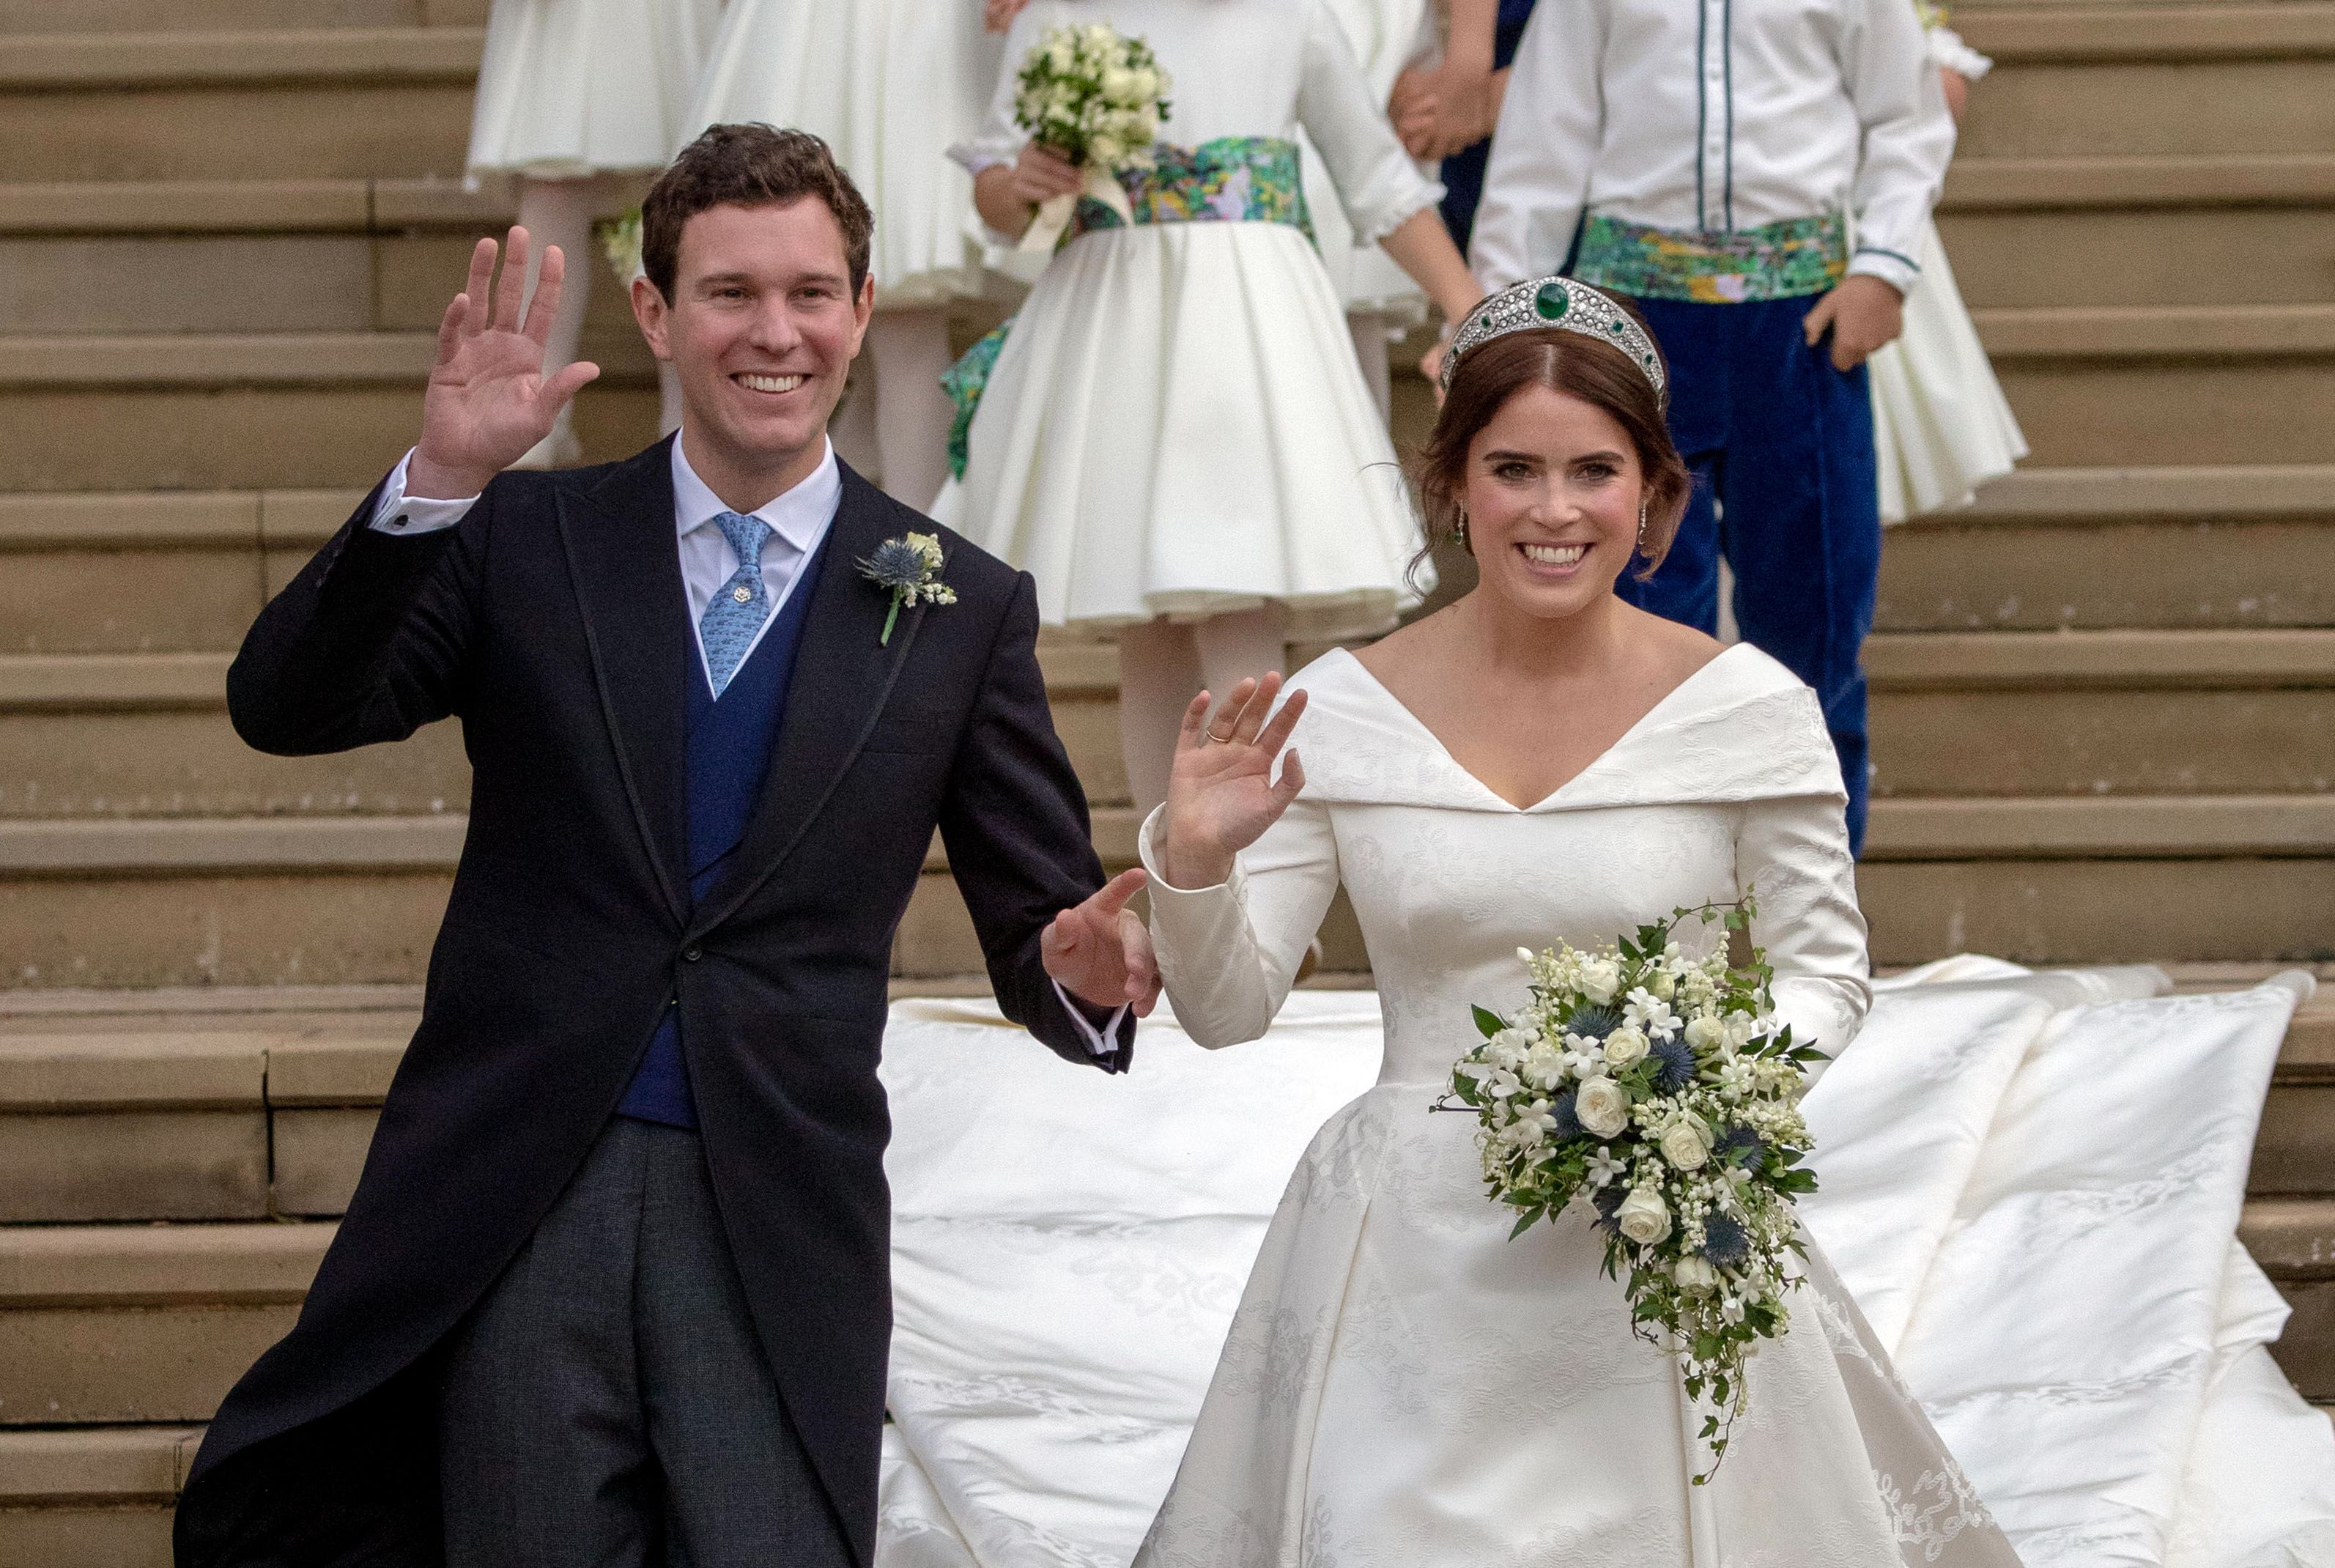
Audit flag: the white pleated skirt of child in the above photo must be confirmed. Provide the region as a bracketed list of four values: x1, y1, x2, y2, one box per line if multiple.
[465, 0, 720, 180]
[686, 0, 999, 307]
[1869, 218, 2028, 522]
[936, 220, 1432, 643]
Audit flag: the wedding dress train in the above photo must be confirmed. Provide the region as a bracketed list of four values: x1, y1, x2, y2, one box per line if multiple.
[866, 647, 2332, 1567]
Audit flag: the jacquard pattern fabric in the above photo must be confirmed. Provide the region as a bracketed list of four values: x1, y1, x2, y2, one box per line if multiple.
[698, 510, 774, 697]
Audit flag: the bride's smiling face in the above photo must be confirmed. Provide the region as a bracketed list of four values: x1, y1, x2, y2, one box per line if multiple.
[1462, 382, 1645, 621]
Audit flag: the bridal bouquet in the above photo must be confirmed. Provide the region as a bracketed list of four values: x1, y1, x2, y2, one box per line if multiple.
[1441, 899, 1827, 1479]
[1011, 22, 1172, 249]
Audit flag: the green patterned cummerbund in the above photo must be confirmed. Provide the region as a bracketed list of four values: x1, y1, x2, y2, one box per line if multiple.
[944, 136, 1317, 479]
[1572, 211, 1849, 304]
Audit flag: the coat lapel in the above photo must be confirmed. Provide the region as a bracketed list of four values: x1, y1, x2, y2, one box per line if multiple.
[689, 465, 926, 937]
[555, 438, 692, 926]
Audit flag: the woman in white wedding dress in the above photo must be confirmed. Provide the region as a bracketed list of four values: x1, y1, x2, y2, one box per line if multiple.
[1129, 276, 2021, 1567]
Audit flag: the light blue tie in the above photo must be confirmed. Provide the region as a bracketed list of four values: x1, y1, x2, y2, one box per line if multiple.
[699, 510, 775, 698]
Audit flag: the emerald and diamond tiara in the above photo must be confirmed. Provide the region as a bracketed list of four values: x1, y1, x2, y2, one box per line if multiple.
[1441, 276, 1668, 409]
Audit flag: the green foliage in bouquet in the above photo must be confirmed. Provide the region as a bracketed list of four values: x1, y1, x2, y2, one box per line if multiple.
[1439, 897, 1831, 1479]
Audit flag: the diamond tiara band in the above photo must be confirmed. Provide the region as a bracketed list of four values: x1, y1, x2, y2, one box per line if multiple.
[1440, 275, 1668, 410]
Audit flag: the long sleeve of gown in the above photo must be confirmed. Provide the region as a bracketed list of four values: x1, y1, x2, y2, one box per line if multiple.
[1294, 0, 1444, 243]
[1736, 791, 1873, 1085]
[1137, 799, 1342, 1049]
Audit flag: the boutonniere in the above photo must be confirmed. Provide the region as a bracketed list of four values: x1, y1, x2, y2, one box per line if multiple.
[857, 532, 957, 646]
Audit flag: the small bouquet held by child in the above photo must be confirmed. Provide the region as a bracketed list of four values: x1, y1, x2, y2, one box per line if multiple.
[1011, 21, 1172, 251]
[1440, 898, 1828, 1479]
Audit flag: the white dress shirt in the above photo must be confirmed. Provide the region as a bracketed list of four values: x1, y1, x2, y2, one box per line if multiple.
[1470, 0, 1956, 297]
[367, 439, 1127, 1054]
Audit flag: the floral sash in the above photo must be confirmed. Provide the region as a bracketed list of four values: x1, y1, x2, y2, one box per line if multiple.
[944, 136, 1314, 480]
[1573, 211, 1849, 305]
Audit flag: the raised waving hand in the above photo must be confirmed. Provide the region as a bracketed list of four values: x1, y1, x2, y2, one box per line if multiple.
[407, 226, 601, 499]
[1158, 674, 1309, 891]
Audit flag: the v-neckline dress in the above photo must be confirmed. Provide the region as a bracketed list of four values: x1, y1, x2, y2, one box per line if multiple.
[1133, 645, 2024, 1568]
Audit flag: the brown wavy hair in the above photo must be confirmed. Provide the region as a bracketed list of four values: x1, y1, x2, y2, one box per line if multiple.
[642, 124, 875, 305]
[1412, 314, 1692, 580]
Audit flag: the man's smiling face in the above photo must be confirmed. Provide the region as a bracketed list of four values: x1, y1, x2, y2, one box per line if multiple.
[634, 196, 873, 482]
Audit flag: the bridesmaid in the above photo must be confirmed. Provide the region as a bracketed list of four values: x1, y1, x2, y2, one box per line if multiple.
[684, 0, 1007, 509]
[465, 0, 720, 465]
[942, 0, 1484, 817]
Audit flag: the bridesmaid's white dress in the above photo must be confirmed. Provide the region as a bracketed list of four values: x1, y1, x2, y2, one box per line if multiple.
[1868, 26, 2029, 522]
[684, 0, 1002, 307]
[1309, 0, 1437, 323]
[465, 0, 721, 181]
[1131, 644, 2023, 1567]
[937, 0, 1443, 643]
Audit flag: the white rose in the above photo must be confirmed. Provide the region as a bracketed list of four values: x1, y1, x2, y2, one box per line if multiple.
[1100, 65, 1139, 104]
[1673, 1257, 1722, 1294]
[1089, 134, 1124, 166]
[1658, 1121, 1711, 1171]
[1603, 1026, 1648, 1069]
[1615, 1187, 1671, 1246]
[1648, 970, 1677, 1000]
[1684, 1014, 1725, 1051]
[1580, 959, 1621, 1005]
[1574, 1077, 1631, 1139]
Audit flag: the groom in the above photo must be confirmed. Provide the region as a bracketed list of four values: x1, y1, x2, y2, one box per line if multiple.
[177, 125, 1157, 1567]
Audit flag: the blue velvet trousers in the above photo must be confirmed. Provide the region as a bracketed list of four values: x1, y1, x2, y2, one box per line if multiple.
[1616, 292, 1881, 853]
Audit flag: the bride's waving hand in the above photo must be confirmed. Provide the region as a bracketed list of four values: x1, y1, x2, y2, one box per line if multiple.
[1159, 674, 1309, 891]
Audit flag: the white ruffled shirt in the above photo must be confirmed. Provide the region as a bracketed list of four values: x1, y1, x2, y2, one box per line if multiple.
[1470, 0, 1957, 297]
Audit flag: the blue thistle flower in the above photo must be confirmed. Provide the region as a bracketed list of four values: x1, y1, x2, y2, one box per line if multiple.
[1701, 1213, 1750, 1268]
[861, 539, 928, 591]
[1550, 1090, 1583, 1141]
[1649, 1036, 1696, 1092]
[1592, 1183, 1625, 1235]
[1714, 1124, 1766, 1166]
[1566, 1003, 1624, 1041]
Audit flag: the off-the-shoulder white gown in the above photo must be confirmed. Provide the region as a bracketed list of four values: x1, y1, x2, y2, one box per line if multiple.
[1134, 643, 2023, 1568]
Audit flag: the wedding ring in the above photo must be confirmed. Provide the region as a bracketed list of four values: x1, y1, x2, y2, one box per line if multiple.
[1205, 730, 1235, 744]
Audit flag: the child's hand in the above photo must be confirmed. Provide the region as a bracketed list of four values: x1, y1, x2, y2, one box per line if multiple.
[1802, 275, 1905, 371]
[1010, 141, 1084, 207]
[984, 0, 1031, 34]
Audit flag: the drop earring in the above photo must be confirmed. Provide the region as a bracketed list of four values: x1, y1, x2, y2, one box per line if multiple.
[1635, 499, 1648, 553]
[1454, 508, 1471, 552]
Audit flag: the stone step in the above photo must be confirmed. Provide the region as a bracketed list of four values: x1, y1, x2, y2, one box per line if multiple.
[1940, 198, 2335, 311]
[1879, 465, 2335, 632]
[2, 795, 2330, 985]
[0, 1423, 199, 1568]
[0, 333, 658, 493]
[0, 1221, 327, 1424]
[0, 31, 484, 185]
[5, 465, 2327, 655]
[2240, 1195, 2335, 1400]
[0, 644, 1124, 816]
[0, 0, 484, 31]
[1867, 629, 2335, 796]
[4, 988, 2323, 1225]
[1958, 6, 2335, 161]
[5, 629, 2330, 812]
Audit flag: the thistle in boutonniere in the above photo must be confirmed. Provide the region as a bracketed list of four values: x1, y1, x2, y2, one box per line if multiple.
[857, 533, 955, 646]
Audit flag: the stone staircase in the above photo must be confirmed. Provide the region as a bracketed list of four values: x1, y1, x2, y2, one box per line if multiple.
[1, 0, 2332, 1558]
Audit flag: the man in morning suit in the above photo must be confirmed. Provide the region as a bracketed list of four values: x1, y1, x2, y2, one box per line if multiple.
[175, 125, 1161, 1568]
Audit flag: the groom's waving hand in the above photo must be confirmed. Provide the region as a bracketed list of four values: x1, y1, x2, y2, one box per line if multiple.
[182, 126, 1148, 1568]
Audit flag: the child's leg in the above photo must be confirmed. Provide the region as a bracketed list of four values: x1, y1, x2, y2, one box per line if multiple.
[1614, 297, 1728, 635]
[1720, 294, 1883, 854]
[1115, 619, 1205, 819]
[1194, 607, 1292, 703]
[510, 176, 606, 466]
[867, 308, 956, 511]
[1348, 310, 1393, 424]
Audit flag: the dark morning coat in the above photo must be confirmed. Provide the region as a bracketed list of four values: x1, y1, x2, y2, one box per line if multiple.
[174, 437, 1132, 1567]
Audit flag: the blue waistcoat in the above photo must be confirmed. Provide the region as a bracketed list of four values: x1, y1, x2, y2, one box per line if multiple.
[617, 542, 831, 1128]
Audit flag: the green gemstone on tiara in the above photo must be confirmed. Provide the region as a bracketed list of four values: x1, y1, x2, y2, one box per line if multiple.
[1534, 281, 1570, 320]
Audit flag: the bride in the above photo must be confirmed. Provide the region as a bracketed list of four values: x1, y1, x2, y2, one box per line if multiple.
[1130, 276, 2022, 1566]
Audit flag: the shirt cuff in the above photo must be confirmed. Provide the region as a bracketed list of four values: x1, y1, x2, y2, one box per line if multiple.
[1847, 246, 1923, 298]
[1051, 978, 1130, 1057]
[369, 448, 481, 536]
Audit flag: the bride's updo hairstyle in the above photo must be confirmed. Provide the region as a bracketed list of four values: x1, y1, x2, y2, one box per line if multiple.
[1413, 295, 1692, 580]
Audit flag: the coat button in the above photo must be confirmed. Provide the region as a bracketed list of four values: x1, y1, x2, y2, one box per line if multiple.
[682, 946, 703, 963]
